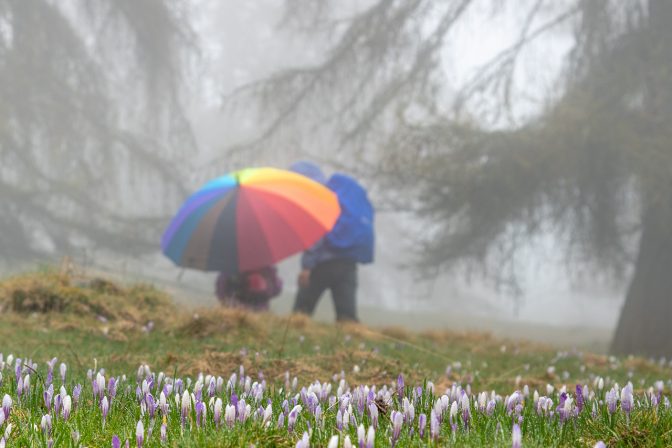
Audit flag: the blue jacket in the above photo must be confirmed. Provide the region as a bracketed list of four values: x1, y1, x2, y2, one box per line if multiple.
[301, 173, 375, 269]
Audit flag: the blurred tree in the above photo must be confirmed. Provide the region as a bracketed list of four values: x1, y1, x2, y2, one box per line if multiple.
[0, 0, 196, 262]
[233, 0, 672, 357]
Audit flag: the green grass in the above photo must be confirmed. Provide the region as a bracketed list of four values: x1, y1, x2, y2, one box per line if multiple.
[0, 271, 671, 447]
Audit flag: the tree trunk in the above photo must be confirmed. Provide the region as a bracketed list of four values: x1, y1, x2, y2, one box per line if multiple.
[611, 207, 672, 357]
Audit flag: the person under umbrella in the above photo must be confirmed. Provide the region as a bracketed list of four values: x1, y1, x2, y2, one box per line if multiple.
[289, 161, 375, 322]
[215, 265, 283, 312]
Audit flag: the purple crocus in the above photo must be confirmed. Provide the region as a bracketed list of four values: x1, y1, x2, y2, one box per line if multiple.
[576, 385, 584, 413]
[606, 389, 618, 414]
[72, 384, 82, 407]
[512, 423, 521, 448]
[44, 384, 54, 410]
[4, 393, 15, 418]
[366, 426, 375, 448]
[54, 394, 62, 416]
[594, 442, 606, 448]
[136, 420, 144, 448]
[101, 397, 110, 427]
[161, 423, 167, 443]
[430, 410, 440, 441]
[195, 401, 206, 427]
[108, 377, 118, 400]
[391, 410, 404, 446]
[418, 413, 427, 438]
[288, 405, 302, 432]
[397, 374, 405, 399]
[40, 414, 52, 436]
[112, 435, 121, 448]
[621, 383, 634, 420]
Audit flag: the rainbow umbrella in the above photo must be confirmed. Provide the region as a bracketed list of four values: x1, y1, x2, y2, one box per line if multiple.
[161, 167, 340, 274]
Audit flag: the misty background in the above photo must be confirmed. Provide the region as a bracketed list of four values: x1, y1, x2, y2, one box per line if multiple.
[5, 0, 655, 352]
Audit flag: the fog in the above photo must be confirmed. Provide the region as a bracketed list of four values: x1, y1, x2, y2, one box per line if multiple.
[4, 0, 670, 355]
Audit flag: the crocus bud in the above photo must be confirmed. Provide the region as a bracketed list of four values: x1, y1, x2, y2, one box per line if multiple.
[296, 432, 310, 448]
[327, 435, 339, 448]
[225, 404, 236, 427]
[161, 423, 167, 443]
[343, 435, 352, 448]
[512, 423, 521, 448]
[62, 395, 72, 420]
[418, 413, 427, 438]
[214, 398, 223, 427]
[112, 435, 121, 448]
[366, 426, 375, 448]
[288, 405, 302, 432]
[101, 397, 110, 427]
[136, 420, 144, 448]
[23, 374, 31, 396]
[60, 363, 67, 384]
[1, 395, 10, 420]
[262, 403, 273, 427]
[40, 414, 52, 435]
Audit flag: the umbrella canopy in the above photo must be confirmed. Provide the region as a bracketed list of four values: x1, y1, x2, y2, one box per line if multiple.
[161, 167, 340, 273]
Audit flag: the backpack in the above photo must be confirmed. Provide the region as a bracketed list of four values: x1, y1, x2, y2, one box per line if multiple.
[325, 173, 375, 264]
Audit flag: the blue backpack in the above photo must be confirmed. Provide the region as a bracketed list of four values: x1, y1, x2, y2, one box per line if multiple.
[325, 173, 375, 264]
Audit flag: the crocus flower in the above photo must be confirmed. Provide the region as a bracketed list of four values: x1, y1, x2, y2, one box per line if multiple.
[576, 385, 584, 413]
[23, 374, 31, 397]
[73, 384, 82, 407]
[277, 412, 285, 429]
[357, 424, 365, 448]
[195, 401, 206, 427]
[419, 413, 427, 438]
[62, 395, 72, 420]
[112, 435, 121, 448]
[101, 397, 110, 427]
[430, 409, 440, 440]
[327, 435, 339, 448]
[397, 374, 405, 399]
[44, 384, 54, 410]
[343, 435, 353, 448]
[262, 403, 273, 427]
[180, 391, 190, 427]
[95, 373, 105, 401]
[214, 398, 223, 427]
[288, 405, 302, 432]
[512, 423, 521, 448]
[391, 410, 404, 445]
[225, 404, 236, 428]
[366, 426, 375, 448]
[2, 395, 11, 420]
[108, 377, 118, 400]
[60, 363, 67, 384]
[621, 383, 634, 419]
[296, 432, 310, 448]
[369, 403, 379, 428]
[136, 420, 144, 448]
[594, 442, 606, 448]
[40, 414, 52, 435]
[160, 423, 167, 443]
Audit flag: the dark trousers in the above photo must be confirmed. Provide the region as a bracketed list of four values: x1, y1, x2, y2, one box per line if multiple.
[293, 259, 358, 322]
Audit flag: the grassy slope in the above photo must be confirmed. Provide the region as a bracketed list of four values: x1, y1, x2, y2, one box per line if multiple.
[0, 271, 670, 446]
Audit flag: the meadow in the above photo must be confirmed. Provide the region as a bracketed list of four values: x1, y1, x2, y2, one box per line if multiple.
[0, 271, 669, 447]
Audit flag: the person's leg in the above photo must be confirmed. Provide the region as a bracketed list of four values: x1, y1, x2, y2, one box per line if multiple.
[331, 261, 358, 322]
[293, 264, 328, 316]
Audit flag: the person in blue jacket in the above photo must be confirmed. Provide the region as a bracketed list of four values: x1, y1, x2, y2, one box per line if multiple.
[289, 161, 374, 322]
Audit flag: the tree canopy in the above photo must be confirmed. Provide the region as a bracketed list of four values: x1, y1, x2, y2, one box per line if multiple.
[234, 0, 672, 355]
[0, 0, 195, 261]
